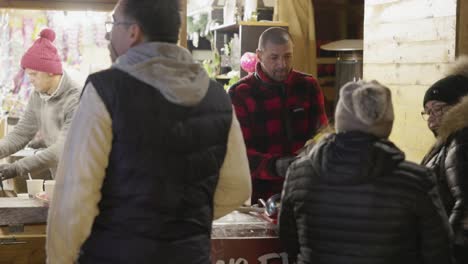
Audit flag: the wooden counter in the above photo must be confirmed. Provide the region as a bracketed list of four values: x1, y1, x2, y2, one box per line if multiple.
[0, 200, 287, 264]
[0, 198, 48, 226]
[0, 198, 48, 264]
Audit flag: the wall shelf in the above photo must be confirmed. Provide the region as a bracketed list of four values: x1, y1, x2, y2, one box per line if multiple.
[211, 21, 289, 33]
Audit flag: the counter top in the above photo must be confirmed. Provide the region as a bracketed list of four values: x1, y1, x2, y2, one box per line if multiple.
[0, 198, 48, 226]
[212, 211, 277, 239]
[0, 199, 277, 238]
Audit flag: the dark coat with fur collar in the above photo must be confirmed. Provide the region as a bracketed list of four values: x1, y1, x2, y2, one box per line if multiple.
[422, 95, 468, 248]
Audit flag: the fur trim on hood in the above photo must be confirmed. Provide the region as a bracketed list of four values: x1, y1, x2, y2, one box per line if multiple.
[446, 55, 468, 77]
[438, 95, 468, 142]
[435, 56, 468, 142]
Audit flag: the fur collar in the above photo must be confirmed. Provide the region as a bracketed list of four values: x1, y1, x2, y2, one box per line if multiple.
[438, 95, 468, 142]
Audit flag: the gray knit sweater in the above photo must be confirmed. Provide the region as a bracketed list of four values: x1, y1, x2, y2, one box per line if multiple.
[0, 72, 81, 177]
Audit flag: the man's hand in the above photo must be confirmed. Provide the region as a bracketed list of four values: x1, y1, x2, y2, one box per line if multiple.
[275, 156, 296, 178]
[0, 163, 20, 180]
[27, 139, 46, 149]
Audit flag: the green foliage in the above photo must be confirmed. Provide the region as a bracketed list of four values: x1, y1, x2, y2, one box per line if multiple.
[203, 50, 221, 79]
[224, 74, 240, 91]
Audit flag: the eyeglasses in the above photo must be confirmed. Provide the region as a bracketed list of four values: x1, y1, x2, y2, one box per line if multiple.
[104, 21, 135, 33]
[421, 105, 447, 121]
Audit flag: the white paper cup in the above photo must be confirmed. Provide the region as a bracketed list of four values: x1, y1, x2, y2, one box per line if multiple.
[17, 193, 29, 199]
[26, 179, 43, 198]
[44, 180, 56, 201]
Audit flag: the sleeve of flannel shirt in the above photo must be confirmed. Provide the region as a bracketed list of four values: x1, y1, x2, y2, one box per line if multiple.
[229, 85, 282, 181]
[310, 77, 329, 128]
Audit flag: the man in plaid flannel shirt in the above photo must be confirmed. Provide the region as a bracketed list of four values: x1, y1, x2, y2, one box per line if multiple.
[229, 27, 328, 203]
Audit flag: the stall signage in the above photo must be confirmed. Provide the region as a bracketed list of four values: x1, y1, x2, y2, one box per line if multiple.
[211, 238, 288, 264]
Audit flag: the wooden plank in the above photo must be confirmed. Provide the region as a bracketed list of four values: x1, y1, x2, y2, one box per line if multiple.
[0, 224, 46, 237]
[364, 40, 456, 64]
[388, 102, 435, 162]
[363, 63, 450, 85]
[178, 0, 187, 48]
[390, 84, 428, 108]
[0, 0, 116, 11]
[0, 198, 48, 226]
[363, 0, 460, 162]
[364, 0, 456, 24]
[211, 21, 288, 33]
[0, 237, 45, 264]
[365, 17, 456, 43]
[210, 22, 239, 33]
[316, 57, 336, 64]
[457, 0, 468, 55]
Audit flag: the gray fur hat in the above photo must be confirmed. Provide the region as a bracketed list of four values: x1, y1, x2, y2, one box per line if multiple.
[335, 80, 394, 138]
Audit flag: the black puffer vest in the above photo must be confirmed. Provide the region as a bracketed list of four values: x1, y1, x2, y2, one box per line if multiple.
[78, 68, 232, 264]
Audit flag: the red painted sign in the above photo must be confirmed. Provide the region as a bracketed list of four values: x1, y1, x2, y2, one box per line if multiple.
[211, 238, 288, 264]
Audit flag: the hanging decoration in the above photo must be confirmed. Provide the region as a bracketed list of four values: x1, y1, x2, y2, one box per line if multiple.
[240, 52, 257, 73]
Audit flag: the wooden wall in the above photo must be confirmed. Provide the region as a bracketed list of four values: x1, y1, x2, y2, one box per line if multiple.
[363, 0, 458, 162]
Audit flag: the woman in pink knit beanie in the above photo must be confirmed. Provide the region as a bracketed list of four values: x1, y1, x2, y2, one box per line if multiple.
[0, 28, 81, 184]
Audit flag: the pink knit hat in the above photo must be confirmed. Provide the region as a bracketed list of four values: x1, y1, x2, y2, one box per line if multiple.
[21, 28, 63, 74]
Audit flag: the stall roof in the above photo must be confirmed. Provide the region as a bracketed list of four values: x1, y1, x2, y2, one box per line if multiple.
[0, 0, 117, 11]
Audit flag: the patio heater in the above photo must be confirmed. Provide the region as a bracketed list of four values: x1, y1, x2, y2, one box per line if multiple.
[320, 39, 363, 110]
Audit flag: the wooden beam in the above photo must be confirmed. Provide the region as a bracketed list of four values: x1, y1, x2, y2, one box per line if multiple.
[178, 0, 187, 48]
[0, 0, 117, 11]
[364, 0, 457, 25]
[457, 0, 468, 56]
[365, 40, 455, 64]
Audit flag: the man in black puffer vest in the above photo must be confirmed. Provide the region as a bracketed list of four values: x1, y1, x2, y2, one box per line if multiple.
[46, 1, 252, 263]
[279, 81, 453, 264]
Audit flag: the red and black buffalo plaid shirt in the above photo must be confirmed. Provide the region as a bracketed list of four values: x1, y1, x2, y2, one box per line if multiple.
[229, 63, 328, 202]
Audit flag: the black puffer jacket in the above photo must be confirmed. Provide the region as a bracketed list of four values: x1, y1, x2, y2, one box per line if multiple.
[421, 96, 468, 256]
[279, 132, 453, 264]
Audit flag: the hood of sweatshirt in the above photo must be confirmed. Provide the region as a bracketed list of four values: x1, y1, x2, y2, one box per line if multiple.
[113, 42, 210, 106]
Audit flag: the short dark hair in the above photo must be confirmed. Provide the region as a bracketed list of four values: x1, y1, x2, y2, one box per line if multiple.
[258, 27, 293, 50]
[122, 0, 181, 43]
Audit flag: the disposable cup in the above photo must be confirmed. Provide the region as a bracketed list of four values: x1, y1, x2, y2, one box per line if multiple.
[44, 180, 56, 201]
[26, 179, 43, 198]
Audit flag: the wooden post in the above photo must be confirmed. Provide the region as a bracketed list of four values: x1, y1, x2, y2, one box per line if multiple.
[457, 0, 468, 56]
[178, 0, 188, 48]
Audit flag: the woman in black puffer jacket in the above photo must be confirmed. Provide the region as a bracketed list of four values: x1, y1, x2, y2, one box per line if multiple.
[279, 80, 453, 264]
[421, 57, 468, 264]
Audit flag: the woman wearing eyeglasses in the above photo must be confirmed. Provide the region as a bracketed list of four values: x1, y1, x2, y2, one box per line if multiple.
[421, 56, 468, 264]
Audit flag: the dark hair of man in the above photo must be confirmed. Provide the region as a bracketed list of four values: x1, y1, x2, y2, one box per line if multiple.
[257, 27, 293, 50]
[123, 0, 181, 43]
